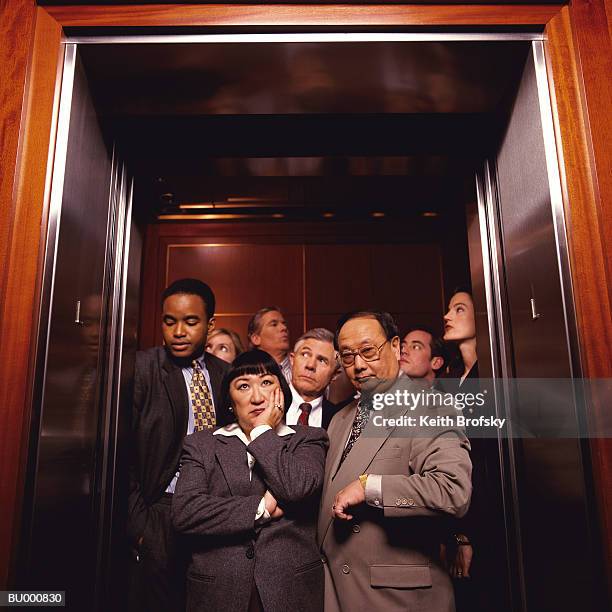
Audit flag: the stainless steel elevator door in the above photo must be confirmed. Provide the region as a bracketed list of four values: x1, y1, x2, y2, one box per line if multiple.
[494, 44, 599, 612]
[26, 52, 113, 609]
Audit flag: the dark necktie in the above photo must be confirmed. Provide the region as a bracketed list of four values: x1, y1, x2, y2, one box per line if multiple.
[338, 400, 370, 467]
[297, 402, 312, 426]
[191, 360, 216, 431]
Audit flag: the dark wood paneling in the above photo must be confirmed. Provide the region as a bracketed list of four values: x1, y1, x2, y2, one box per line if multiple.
[305, 242, 445, 335]
[0, 4, 62, 588]
[545, 2, 612, 593]
[46, 4, 561, 27]
[305, 245, 374, 313]
[166, 243, 304, 346]
[140, 225, 447, 351]
[167, 244, 304, 314]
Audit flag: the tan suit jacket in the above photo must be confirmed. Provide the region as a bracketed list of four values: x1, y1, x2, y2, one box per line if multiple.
[317, 380, 472, 612]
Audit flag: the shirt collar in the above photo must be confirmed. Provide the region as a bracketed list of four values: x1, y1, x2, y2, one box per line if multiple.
[289, 383, 324, 411]
[213, 421, 296, 441]
[186, 353, 205, 370]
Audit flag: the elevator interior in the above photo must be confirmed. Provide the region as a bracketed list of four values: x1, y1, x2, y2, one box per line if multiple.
[20, 33, 606, 611]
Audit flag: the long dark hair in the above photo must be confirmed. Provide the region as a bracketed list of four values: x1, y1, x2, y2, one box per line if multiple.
[218, 349, 293, 422]
[442, 286, 474, 379]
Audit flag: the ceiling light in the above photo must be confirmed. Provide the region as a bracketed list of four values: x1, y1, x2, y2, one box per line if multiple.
[371, 211, 385, 218]
[227, 196, 284, 203]
[179, 202, 214, 210]
[322, 212, 335, 219]
[421, 211, 439, 217]
[158, 213, 287, 221]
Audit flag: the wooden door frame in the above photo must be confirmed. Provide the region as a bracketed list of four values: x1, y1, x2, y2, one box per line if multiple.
[1, 1, 610, 592]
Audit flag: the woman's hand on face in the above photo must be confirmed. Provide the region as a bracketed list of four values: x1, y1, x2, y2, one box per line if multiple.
[253, 387, 284, 430]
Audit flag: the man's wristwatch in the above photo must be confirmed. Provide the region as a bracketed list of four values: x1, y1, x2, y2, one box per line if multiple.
[358, 474, 369, 489]
[454, 534, 472, 546]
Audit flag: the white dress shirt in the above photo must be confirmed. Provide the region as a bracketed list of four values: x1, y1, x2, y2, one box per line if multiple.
[213, 422, 296, 522]
[285, 384, 324, 427]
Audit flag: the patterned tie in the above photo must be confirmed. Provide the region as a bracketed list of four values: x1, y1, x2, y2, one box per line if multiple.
[297, 402, 312, 426]
[191, 360, 216, 431]
[338, 400, 370, 467]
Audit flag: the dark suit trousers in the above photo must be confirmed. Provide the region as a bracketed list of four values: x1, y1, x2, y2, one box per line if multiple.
[128, 495, 186, 612]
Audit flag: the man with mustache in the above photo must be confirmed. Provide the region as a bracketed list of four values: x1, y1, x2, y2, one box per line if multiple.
[285, 328, 342, 430]
[127, 278, 231, 612]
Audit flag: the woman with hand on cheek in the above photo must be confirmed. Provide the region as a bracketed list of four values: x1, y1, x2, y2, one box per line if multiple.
[172, 349, 328, 612]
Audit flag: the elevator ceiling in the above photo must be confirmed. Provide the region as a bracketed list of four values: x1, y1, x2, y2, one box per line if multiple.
[77, 39, 529, 217]
[81, 40, 528, 116]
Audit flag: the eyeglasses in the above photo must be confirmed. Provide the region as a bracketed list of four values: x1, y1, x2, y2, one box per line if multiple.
[340, 339, 390, 366]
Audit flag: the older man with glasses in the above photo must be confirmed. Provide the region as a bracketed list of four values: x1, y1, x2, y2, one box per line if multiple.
[317, 310, 472, 612]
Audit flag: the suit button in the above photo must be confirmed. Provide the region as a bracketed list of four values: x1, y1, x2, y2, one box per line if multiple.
[374, 499, 380, 506]
[342, 564, 350, 574]
[352, 524, 360, 533]
[396, 498, 402, 506]
[401, 497, 408, 505]
[321, 556, 327, 564]
[407, 498, 415, 506]
[246, 545, 255, 559]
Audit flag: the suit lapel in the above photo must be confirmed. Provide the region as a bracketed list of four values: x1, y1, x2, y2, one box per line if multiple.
[204, 351, 224, 408]
[205, 351, 231, 425]
[161, 352, 189, 446]
[214, 435, 251, 496]
[327, 402, 357, 480]
[318, 402, 357, 547]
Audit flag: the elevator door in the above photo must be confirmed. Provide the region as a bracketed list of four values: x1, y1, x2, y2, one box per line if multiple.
[493, 43, 601, 611]
[22, 51, 114, 610]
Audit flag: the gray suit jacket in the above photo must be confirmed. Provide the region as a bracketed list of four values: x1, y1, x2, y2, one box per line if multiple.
[317, 380, 472, 612]
[172, 425, 329, 612]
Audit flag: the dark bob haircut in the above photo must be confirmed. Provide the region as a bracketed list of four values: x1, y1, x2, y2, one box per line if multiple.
[161, 278, 216, 320]
[218, 349, 293, 423]
[334, 310, 399, 350]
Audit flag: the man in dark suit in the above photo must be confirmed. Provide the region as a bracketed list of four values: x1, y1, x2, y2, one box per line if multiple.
[285, 328, 342, 430]
[127, 278, 231, 612]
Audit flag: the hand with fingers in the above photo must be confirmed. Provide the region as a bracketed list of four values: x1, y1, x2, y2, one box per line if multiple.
[253, 387, 285, 430]
[332, 479, 366, 520]
[449, 541, 473, 579]
[264, 490, 284, 520]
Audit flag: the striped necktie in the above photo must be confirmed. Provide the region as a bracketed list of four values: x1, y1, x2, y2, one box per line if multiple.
[190, 360, 216, 431]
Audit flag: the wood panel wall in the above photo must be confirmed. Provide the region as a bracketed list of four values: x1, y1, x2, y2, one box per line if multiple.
[0, 2, 63, 588]
[544, 3, 612, 595]
[139, 222, 447, 350]
[1, 0, 610, 593]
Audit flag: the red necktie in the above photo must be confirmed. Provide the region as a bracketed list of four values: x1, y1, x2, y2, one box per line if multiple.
[297, 402, 312, 426]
